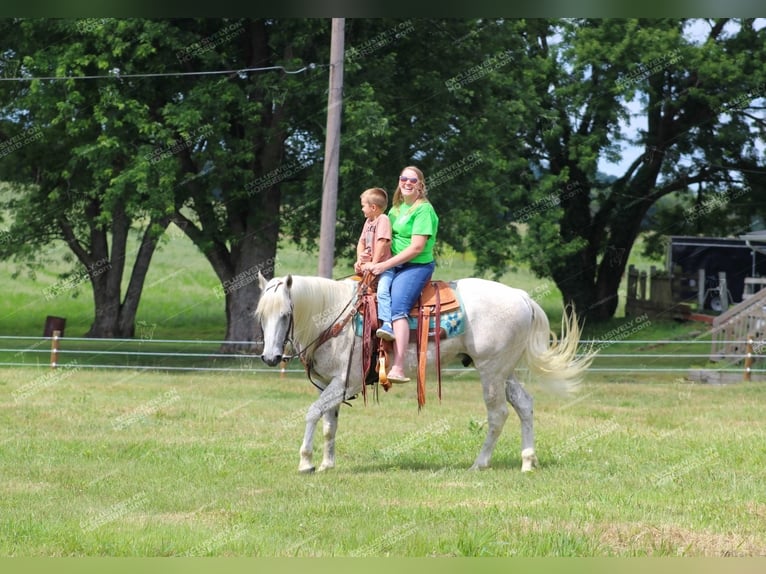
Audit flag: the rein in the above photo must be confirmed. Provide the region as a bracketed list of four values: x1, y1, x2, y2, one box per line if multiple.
[288, 274, 374, 396]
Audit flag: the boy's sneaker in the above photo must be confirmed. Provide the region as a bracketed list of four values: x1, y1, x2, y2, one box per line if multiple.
[376, 322, 394, 341]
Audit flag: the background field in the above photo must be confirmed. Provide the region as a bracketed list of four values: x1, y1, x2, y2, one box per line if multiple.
[0, 223, 576, 340]
[1, 226, 763, 557]
[0, 223, 708, 369]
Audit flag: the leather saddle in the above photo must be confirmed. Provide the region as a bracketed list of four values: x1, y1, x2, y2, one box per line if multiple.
[413, 280, 456, 310]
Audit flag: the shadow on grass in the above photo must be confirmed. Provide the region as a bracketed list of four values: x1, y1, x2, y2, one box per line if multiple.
[349, 452, 546, 474]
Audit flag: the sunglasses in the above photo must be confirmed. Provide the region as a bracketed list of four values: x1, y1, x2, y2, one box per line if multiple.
[399, 176, 418, 183]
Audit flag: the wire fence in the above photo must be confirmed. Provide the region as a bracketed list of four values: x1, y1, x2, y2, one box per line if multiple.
[2, 334, 765, 378]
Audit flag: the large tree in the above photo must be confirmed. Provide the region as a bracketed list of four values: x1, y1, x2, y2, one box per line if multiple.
[3, 18, 519, 343]
[0, 19, 177, 337]
[506, 18, 766, 320]
[158, 18, 531, 347]
[284, 18, 532, 275]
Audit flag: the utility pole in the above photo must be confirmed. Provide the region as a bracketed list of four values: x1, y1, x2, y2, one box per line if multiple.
[318, 18, 345, 278]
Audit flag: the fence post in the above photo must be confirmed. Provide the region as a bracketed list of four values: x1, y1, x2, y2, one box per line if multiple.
[698, 269, 706, 309]
[639, 270, 647, 301]
[744, 335, 753, 381]
[627, 265, 638, 300]
[50, 329, 61, 369]
[718, 271, 728, 311]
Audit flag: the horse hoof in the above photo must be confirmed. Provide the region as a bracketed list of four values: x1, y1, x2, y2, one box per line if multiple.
[521, 448, 538, 472]
[299, 466, 316, 474]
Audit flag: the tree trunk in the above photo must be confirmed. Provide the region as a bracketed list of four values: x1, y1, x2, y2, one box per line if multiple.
[550, 171, 602, 318]
[555, 199, 652, 322]
[84, 213, 169, 338]
[218, 241, 278, 354]
[86, 270, 124, 338]
[118, 216, 171, 338]
[172, 190, 280, 354]
[553, 262, 598, 320]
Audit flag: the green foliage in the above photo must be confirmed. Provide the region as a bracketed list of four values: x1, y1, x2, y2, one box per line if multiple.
[508, 18, 766, 320]
[2, 18, 765, 331]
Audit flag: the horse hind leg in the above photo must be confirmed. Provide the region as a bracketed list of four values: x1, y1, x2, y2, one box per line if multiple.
[506, 375, 538, 472]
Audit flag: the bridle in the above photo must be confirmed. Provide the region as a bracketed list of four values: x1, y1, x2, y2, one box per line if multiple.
[260, 279, 297, 361]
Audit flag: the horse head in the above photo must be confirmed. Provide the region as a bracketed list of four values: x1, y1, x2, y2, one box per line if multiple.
[256, 272, 294, 367]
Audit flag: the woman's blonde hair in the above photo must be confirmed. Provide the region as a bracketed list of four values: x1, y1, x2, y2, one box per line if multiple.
[392, 165, 428, 207]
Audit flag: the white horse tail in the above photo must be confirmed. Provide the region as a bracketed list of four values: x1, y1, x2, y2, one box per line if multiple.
[522, 298, 594, 394]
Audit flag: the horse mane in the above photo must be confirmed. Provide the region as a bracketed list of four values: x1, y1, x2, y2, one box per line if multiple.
[256, 275, 357, 344]
[291, 276, 357, 338]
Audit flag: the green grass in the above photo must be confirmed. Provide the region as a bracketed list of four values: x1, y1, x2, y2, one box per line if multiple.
[1, 223, 763, 557]
[1, 367, 764, 557]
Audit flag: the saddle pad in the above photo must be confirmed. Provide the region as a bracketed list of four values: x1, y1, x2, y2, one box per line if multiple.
[353, 308, 466, 340]
[407, 308, 465, 339]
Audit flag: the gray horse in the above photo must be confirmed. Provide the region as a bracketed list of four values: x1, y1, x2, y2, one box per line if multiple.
[256, 272, 593, 474]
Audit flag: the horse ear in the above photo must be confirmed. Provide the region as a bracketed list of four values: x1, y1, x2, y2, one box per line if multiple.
[258, 271, 268, 291]
[286, 274, 293, 290]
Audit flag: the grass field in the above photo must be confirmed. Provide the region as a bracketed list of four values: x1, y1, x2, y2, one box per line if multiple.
[1, 367, 764, 557]
[0, 221, 708, 358]
[0, 226, 714, 374]
[2, 224, 763, 558]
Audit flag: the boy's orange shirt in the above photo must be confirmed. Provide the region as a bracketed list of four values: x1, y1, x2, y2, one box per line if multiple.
[361, 213, 392, 264]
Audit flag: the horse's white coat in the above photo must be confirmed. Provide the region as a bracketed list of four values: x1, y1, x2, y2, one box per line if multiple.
[256, 273, 593, 473]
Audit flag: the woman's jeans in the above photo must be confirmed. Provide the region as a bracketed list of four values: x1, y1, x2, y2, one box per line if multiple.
[384, 261, 435, 322]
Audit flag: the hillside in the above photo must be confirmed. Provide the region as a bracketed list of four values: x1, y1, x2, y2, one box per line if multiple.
[0, 222, 664, 340]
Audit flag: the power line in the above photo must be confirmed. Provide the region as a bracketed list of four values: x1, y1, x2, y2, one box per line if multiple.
[0, 63, 318, 82]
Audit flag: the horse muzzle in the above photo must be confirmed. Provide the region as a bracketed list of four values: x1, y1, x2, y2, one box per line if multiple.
[261, 354, 283, 367]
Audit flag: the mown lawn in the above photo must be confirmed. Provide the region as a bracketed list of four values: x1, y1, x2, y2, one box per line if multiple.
[1, 366, 764, 557]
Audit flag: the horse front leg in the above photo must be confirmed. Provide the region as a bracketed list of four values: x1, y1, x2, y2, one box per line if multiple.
[506, 376, 538, 472]
[319, 407, 340, 472]
[469, 377, 508, 471]
[298, 382, 345, 474]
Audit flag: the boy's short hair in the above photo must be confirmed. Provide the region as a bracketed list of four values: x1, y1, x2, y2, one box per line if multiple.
[360, 187, 388, 210]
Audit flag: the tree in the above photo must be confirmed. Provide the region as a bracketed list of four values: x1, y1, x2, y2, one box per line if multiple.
[1, 18, 330, 345]
[0, 19, 177, 337]
[283, 18, 532, 276]
[514, 18, 766, 320]
[4, 18, 514, 344]
[4, 17, 763, 339]
[157, 18, 531, 348]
